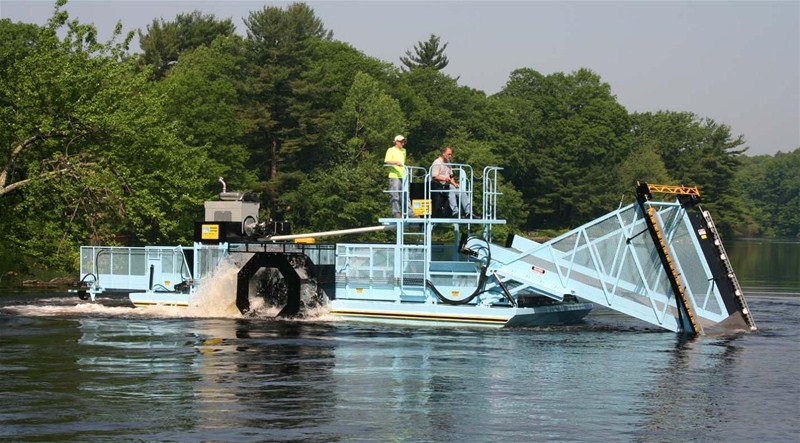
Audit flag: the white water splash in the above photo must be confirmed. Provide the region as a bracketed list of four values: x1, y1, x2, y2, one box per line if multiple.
[2, 258, 335, 322]
[302, 305, 339, 322]
[184, 259, 242, 318]
[2, 299, 149, 318]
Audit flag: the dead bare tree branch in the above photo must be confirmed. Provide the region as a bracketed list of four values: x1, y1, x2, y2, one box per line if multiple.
[1, 131, 68, 190]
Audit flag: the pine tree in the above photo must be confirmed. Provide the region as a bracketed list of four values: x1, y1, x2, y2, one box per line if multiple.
[400, 34, 449, 71]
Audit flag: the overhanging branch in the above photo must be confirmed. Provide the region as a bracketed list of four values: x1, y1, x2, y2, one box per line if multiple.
[0, 158, 96, 197]
[0, 130, 68, 190]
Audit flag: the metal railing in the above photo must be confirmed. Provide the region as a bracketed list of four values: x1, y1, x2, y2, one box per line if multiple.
[79, 245, 192, 297]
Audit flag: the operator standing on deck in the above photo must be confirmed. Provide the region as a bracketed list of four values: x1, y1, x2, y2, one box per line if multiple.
[384, 135, 408, 218]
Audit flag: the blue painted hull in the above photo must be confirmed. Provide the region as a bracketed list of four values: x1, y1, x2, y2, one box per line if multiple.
[128, 290, 592, 328]
[329, 299, 592, 328]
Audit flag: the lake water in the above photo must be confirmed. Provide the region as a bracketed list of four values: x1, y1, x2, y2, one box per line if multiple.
[1, 239, 798, 442]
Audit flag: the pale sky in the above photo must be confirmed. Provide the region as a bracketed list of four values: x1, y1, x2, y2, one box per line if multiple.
[2, 0, 798, 156]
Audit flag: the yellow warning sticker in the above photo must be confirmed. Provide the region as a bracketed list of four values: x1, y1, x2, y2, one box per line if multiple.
[201, 224, 219, 240]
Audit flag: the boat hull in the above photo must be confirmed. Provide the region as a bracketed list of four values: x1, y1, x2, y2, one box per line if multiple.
[329, 299, 593, 328]
[130, 292, 190, 308]
[127, 291, 592, 328]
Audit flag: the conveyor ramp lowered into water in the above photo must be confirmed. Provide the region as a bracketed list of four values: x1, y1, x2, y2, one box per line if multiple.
[481, 183, 756, 334]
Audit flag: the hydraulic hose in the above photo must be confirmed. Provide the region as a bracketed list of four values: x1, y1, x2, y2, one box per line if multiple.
[427, 236, 492, 305]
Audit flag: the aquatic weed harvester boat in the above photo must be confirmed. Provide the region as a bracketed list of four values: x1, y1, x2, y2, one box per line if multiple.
[76, 165, 756, 334]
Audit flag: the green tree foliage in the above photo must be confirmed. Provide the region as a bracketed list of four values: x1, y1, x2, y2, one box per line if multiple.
[155, 35, 256, 192]
[303, 39, 398, 160]
[764, 151, 800, 237]
[268, 39, 401, 221]
[495, 68, 632, 229]
[630, 111, 746, 190]
[337, 72, 407, 162]
[281, 161, 392, 238]
[395, 68, 490, 155]
[400, 34, 449, 71]
[0, 1, 211, 270]
[305, 39, 395, 113]
[616, 144, 674, 193]
[0, 19, 40, 73]
[736, 149, 800, 237]
[138, 10, 235, 79]
[630, 111, 750, 235]
[275, 71, 408, 228]
[0, 2, 132, 200]
[241, 1, 333, 208]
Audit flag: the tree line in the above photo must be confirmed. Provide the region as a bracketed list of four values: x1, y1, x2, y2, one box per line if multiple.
[1, 0, 797, 276]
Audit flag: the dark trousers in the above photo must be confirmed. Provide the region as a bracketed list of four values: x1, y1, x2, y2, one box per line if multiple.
[430, 181, 451, 217]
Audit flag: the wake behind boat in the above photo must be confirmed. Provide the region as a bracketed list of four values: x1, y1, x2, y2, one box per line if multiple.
[75, 164, 756, 334]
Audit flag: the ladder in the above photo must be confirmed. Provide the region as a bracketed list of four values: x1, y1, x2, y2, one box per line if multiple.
[397, 167, 429, 298]
[482, 166, 503, 241]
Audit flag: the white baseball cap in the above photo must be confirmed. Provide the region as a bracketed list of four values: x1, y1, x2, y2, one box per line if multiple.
[394, 135, 406, 142]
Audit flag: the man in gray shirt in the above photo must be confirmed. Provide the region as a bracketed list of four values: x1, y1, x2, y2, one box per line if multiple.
[430, 146, 473, 218]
